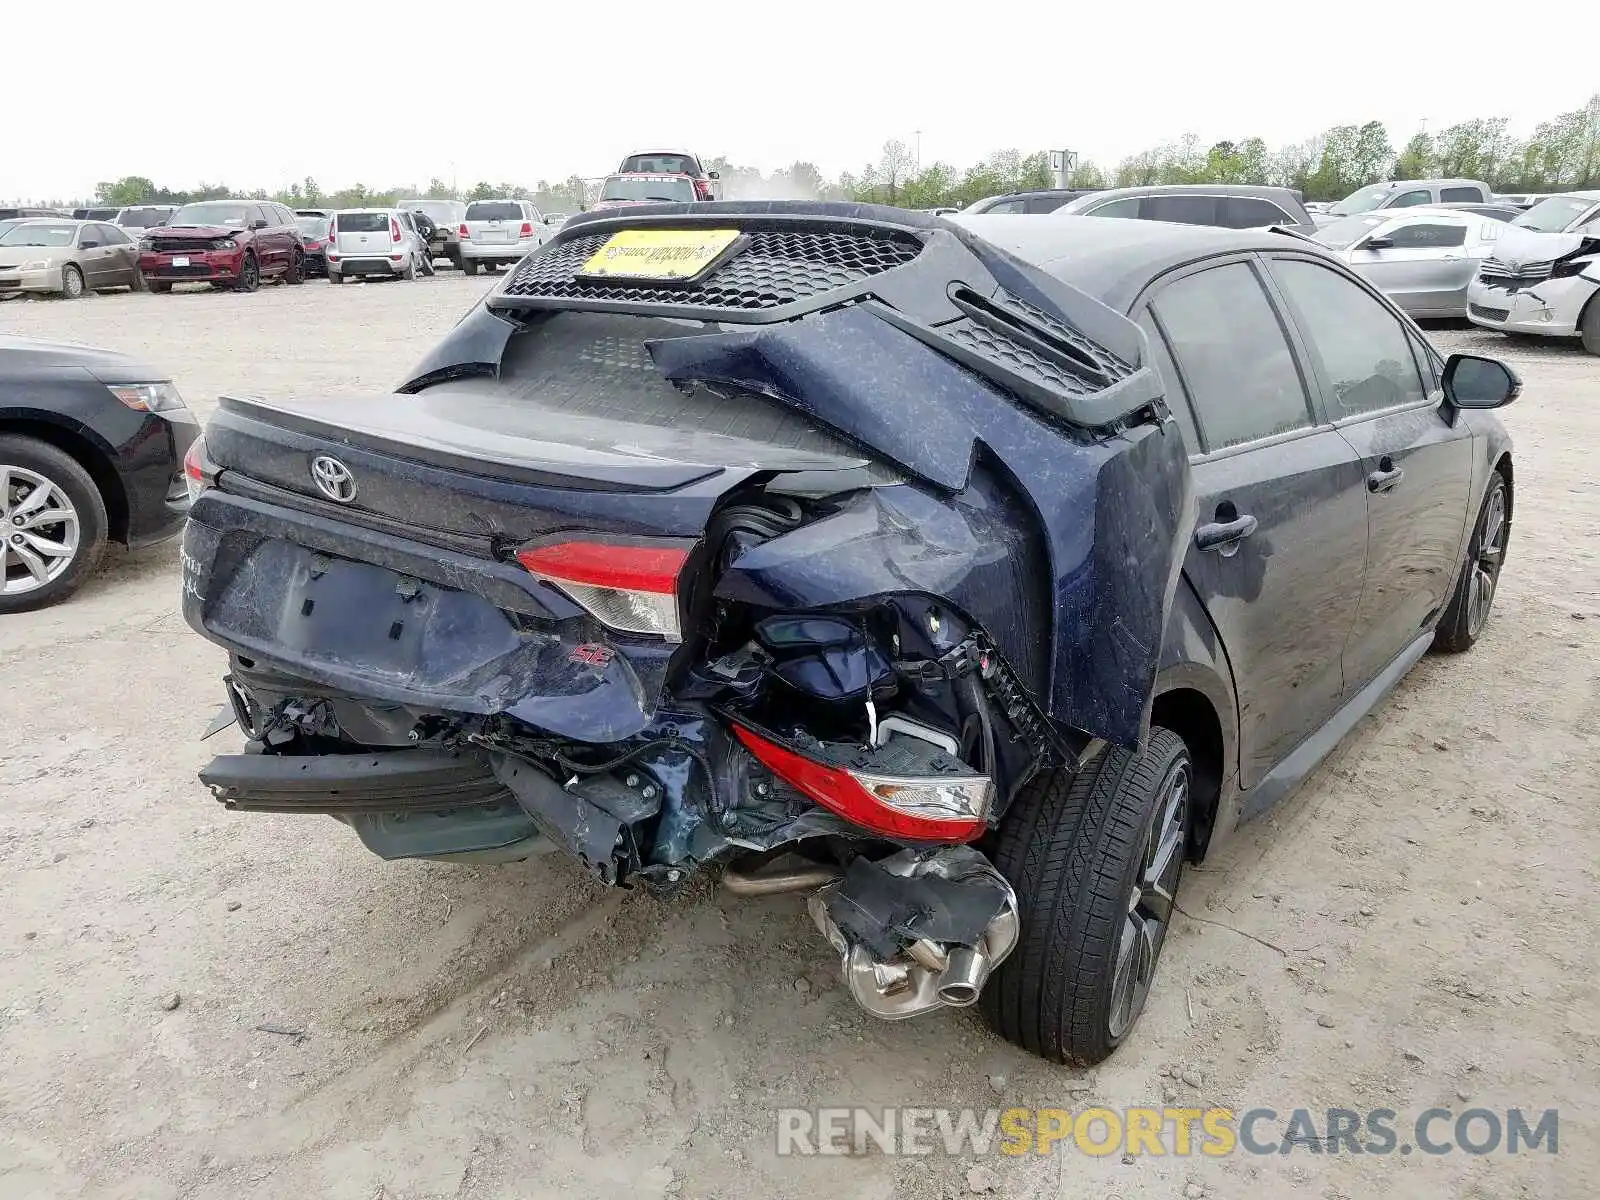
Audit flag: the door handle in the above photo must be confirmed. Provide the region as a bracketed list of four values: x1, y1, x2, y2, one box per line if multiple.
[1367, 462, 1404, 493]
[1194, 513, 1258, 552]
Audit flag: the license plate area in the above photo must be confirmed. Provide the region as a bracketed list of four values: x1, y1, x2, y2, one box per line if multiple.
[578, 227, 743, 283]
[173, 256, 190, 267]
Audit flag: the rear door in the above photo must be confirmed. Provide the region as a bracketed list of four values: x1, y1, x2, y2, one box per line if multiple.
[465, 201, 520, 248]
[78, 223, 119, 287]
[1348, 216, 1472, 316]
[337, 212, 390, 258]
[1263, 254, 1473, 691]
[98, 223, 137, 285]
[1138, 256, 1369, 788]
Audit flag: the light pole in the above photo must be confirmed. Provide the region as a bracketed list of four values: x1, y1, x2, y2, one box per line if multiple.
[913, 130, 922, 175]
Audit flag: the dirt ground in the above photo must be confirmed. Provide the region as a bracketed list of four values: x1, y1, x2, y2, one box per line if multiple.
[1, 276, 1596, 1200]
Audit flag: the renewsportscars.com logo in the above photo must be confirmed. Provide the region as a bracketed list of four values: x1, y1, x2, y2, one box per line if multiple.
[775, 1106, 1560, 1158]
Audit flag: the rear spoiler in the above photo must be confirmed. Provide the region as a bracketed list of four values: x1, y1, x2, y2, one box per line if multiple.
[451, 201, 1166, 433]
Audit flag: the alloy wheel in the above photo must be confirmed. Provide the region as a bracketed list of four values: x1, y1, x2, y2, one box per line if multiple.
[62, 267, 84, 298]
[1, 466, 81, 595]
[1466, 484, 1506, 637]
[1106, 757, 1190, 1039]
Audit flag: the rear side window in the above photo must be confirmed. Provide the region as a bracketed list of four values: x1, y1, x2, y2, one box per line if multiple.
[1440, 186, 1484, 202]
[1219, 197, 1294, 228]
[1024, 195, 1069, 213]
[99, 224, 129, 244]
[466, 201, 522, 221]
[337, 212, 390, 233]
[622, 153, 697, 175]
[1382, 223, 1467, 249]
[1144, 195, 1218, 226]
[1267, 258, 1428, 419]
[1150, 262, 1313, 450]
[984, 199, 1026, 214]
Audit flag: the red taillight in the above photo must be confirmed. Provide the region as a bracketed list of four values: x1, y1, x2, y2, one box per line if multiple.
[458, 223, 469, 239]
[327, 221, 335, 242]
[183, 438, 211, 502]
[732, 726, 991, 843]
[516, 540, 690, 639]
[694, 179, 713, 201]
[519, 221, 534, 237]
[390, 218, 402, 242]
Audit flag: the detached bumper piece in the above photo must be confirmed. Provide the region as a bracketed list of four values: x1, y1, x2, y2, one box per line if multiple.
[199, 750, 510, 815]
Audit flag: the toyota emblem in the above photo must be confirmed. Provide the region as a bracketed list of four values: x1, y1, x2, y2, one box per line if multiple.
[310, 455, 357, 503]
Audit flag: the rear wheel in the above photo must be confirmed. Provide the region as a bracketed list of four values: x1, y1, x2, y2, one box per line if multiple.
[1580, 296, 1600, 356]
[327, 270, 343, 286]
[285, 250, 305, 285]
[235, 255, 259, 293]
[129, 266, 147, 293]
[149, 281, 171, 294]
[0, 436, 108, 613]
[463, 260, 479, 276]
[981, 728, 1191, 1064]
[1433, 470, 1508, 653]
[400, 257, 416, 281]
[60, 265, 86, 299]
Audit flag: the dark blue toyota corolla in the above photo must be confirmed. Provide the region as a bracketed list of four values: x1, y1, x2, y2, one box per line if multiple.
[179, 203, 1517, 1064]
[1, 337, 197, 612]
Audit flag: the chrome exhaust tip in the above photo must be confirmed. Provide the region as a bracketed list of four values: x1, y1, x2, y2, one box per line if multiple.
[935, 945, 988, 1007]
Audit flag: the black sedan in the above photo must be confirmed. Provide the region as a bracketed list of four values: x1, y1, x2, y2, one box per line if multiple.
[180, 205, 1517, 1065]
[1, 337, 198, 611]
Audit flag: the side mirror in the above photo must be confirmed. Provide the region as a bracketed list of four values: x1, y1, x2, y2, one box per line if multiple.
[1363, 235, 1395, 250]
[251, 219, 268, 230]
[79, 239, 100, 249]
[707, 170, 720, 180]
[1443, 353, 1520, 409]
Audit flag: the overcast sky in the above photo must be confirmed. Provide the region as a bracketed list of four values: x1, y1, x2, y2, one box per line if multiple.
[5, 1, 1591, 202]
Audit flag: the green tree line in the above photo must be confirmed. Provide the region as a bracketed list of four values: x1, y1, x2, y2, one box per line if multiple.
[62, 92, 1600, 213]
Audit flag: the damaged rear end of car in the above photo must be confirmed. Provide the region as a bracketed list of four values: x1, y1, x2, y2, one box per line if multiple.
[181, 201, 1193, 1027]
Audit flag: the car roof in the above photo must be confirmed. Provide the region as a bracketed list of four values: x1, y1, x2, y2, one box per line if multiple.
[953, 214, 1322, 310]
[1549, 189, 1600, 202]
[625, 148, 698, 157]
[609, 171, 693, 179]
[1069, 183, 1302, 201]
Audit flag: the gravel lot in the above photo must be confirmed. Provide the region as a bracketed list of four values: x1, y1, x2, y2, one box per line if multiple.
[2, 277, 1597, 1200]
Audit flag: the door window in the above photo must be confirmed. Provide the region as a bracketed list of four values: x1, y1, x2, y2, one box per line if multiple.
[1439, 186, 1484, 203]
[1149, 261, 1313, 451]
[98, 223, 129, 244]
[1024, 195, 1069, 213]
[1268, 258, 1429, 419]
[1219, 197, 1295, 228]
[1143, 195, 1218, 226]
[1379, 223, 1467, 249]
[1388, 190, 1432, 208]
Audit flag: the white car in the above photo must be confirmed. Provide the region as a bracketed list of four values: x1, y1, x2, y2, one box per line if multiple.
[458, 199, 554, 276]
[326, 209, 430, 284]
[1465, 191, 1600, 354]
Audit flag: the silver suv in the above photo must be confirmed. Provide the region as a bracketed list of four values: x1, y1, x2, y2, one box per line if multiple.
[458, 199, 553, 275]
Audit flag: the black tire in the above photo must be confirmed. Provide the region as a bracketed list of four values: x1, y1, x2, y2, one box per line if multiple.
[235, 254, 259, 293]
[60, 265, 86, 299]
[0, 435, 109, 613]
[327, 270, 343, 286]
[1433, 470, 1509, 653]
[981, 728, 1192, 1065]
[285, 249, 305, 285]
[149, 281, 172, 294]
[463, 260, 479, 276]
[129, 267, 147, 293]
[1580, 297, 1600, 356]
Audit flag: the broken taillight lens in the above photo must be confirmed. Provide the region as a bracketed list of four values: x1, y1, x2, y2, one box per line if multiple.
[733, 725, 992, 843]
[516, 540, 689, 640]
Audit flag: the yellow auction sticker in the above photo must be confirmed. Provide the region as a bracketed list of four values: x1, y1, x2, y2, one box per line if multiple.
[579, 228, 741, 281]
